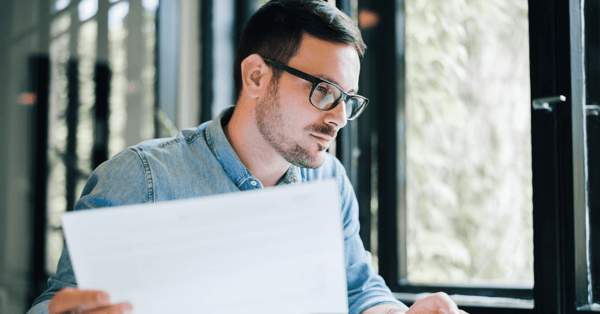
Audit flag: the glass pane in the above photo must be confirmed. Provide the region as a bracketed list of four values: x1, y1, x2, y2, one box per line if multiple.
[141, 1, 158, 139]
[108, 0, 158, 153]
[78, 0, 98, 22]
[52, 0, 71, 13]
[76, 19, 98, 199]
[584, 0, 600, 307]
[142, 0, 159, 13]
[405, 0, 533, 285]
[47, 31, 70, 274]
[108, 1, 129, 156]
[44, 1, 159, 274]
[51, 13, 71, 38]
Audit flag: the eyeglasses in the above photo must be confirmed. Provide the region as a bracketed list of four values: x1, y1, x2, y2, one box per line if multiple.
[263, 58, 369, 120]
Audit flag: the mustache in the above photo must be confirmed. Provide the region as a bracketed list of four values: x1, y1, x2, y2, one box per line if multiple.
[307, 123, 337, 138]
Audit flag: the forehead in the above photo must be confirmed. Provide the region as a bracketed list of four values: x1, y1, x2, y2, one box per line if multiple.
[285, 33, 361, 92]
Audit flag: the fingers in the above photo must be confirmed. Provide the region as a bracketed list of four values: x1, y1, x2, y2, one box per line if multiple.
[81, 302, 133, 314]
[406, 292, 468, 314]
[431, 292, 461, 314]
[49, 288, 132, 314]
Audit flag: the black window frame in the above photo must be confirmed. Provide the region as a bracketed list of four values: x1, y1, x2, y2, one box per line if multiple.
[340, 0, 600, 313]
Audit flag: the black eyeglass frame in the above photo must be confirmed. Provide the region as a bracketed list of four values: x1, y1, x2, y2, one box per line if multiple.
[262, 58, 369, 120]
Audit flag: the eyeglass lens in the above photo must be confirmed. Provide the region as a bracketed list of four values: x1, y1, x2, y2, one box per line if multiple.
[311, 82, 340, 110]
[311, 81, 366, 120]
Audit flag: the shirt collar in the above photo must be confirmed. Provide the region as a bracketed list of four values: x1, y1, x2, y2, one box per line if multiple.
[204, 106, 302, 189]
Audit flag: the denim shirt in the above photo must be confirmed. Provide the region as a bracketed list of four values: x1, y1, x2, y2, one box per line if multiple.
[27, 107, 407, 314]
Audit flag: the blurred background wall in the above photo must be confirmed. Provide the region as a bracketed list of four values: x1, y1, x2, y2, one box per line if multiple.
[0, 1, 204, 312]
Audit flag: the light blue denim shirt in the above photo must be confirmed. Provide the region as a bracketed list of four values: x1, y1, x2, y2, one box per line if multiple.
[27, 107, 407, 314]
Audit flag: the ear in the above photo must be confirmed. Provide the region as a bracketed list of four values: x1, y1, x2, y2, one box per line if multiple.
[240, 54, 271, 99]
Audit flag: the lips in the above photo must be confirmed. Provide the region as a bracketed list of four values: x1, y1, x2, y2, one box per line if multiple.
[309, 124, 337, 139]
[312, 133, 334, 142]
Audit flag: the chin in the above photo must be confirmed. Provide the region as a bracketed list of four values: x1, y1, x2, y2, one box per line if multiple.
[288, 151, 326, 169]
[308, 151, 328, 169]
[311, 152, 327, 168]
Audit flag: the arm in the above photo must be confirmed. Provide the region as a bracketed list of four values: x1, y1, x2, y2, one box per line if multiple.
[331, 159, 408, 314]
[331, 158, 467, 314]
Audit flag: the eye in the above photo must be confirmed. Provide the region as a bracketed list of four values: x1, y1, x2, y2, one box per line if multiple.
[315, 82, 331, 94]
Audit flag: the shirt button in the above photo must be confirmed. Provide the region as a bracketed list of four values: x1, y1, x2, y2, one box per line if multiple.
[250, 180, 257, 186]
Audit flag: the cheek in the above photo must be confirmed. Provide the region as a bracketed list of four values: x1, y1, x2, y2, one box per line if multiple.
[278, 80, 312, 109]
[278, 96, 310, 122]
[277, 83, 322, 131]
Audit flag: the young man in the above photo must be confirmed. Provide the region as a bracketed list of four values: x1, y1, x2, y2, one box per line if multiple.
[28, 1, 466, 313]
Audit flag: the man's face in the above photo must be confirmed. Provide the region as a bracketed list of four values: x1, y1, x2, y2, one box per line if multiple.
[255, 33, 361, 168]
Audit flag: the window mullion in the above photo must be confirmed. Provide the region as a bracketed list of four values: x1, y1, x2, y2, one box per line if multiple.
[528, 0, 588, 311]
[335, 0, 374, 252]
[92, 0, 110, 168]
[568, 0, 591, 308]
[364, 0, 406, 289]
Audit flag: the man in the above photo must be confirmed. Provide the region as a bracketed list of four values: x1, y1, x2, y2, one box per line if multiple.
[28, 1, 467, 313]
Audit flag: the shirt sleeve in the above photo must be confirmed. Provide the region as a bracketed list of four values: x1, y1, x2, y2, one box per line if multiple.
[27, 149, 150, 313]
[25, 300, 50, 314]
[335, 161, 409, 314]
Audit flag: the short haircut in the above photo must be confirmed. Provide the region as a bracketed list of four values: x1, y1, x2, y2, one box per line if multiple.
[233, 0, 366, 101]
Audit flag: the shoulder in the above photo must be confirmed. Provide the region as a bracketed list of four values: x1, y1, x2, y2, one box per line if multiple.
[131, 123, 208, 158]
[95, 123, 207, 166]
[78, 123, 215, 207]
[109, 123, 218, 177]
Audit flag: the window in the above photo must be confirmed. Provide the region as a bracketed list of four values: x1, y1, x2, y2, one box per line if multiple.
[44, 0, 159, 279]
[351, 0, 599, 312]
[403, 0, 533, 287]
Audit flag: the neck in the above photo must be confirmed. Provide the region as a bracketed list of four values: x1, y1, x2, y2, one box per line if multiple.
[224, 103, 290, 188]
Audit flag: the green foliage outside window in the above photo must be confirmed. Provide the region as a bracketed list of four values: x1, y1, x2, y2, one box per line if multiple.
[405, 0, 533, 284]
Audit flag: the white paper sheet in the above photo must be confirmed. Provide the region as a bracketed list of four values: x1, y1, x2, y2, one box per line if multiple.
[62, 179, 348, 314]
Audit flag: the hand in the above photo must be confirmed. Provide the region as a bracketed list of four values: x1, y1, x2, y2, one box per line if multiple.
[406, 292, 468, 314]
[48, 288, 133, 314]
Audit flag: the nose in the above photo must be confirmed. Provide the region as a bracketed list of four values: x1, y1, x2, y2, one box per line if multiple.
[324, 100, 348, 129]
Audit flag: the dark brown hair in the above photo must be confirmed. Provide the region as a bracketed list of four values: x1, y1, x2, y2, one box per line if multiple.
[233, 0, 366, 101]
